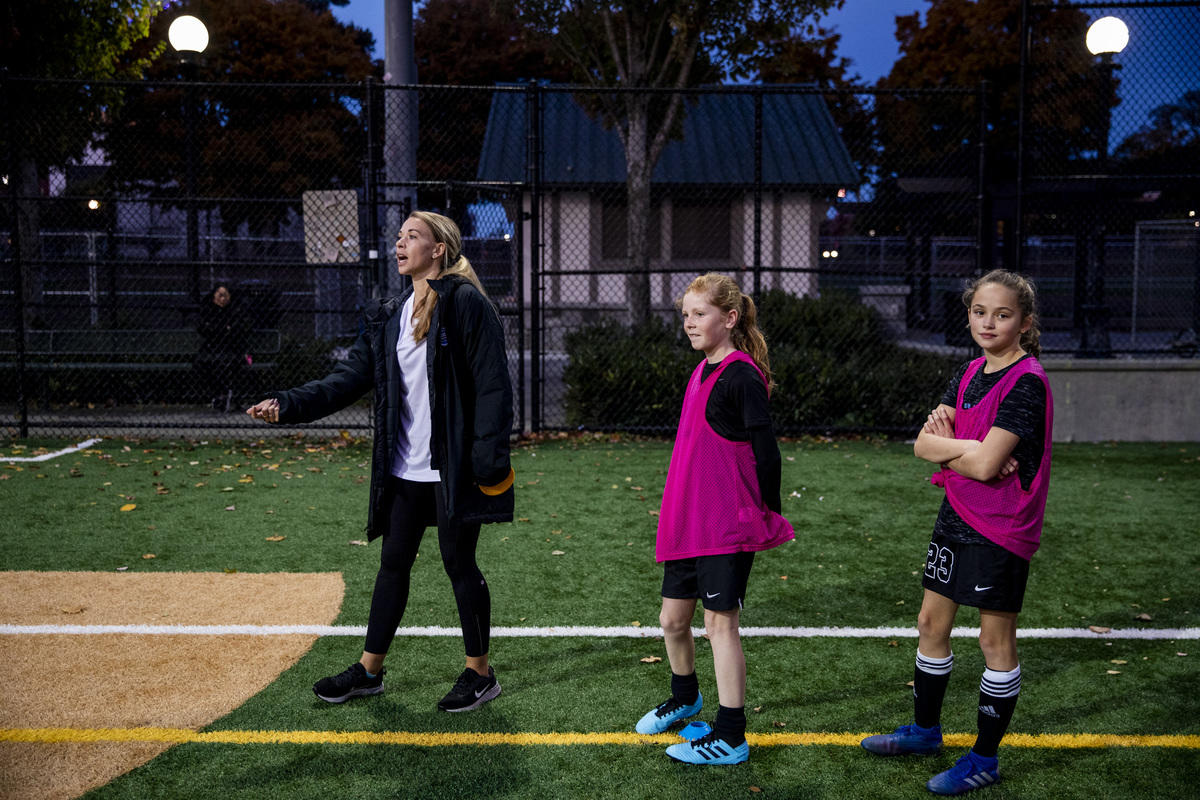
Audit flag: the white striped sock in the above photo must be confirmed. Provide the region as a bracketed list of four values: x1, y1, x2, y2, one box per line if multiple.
[916, 649, 954, 676]
[981, 664, 1021, 698]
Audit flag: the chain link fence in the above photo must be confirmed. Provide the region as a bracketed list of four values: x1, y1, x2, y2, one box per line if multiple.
[1021, 0, 1200, 355]
[3, 2, 1197, 439]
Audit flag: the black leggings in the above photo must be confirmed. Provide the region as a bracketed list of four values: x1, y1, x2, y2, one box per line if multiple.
[363, 477, 490, 658]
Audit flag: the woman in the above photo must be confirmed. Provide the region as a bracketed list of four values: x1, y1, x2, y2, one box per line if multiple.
[196, 284, 250, 412]
[247, 210, 514, 712]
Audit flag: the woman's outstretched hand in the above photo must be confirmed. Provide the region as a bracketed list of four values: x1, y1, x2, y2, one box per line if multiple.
[246, 398, 280, 423]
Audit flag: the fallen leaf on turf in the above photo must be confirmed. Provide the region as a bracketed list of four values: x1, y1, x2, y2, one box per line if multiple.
[753, 706, 763, 713]
[142, 553, 155, 559]
[887, 640, 899, 647]
[551, 550, 565, 555]
[648, 510, 658, 516]
[518, 517, 530, 522]
[221, 487, 234, 492]
[1111, 659, 1128, 664]
[906, 680, 915, 687]
[639, 656, 662, 664]
[773, 721, 787, 728]
[1088, 625, 1112, 634]
[1178, 652, 1188, 657]
[631, 620, 642, 627]
[119, 504, 136, 512]
[265, 535, 285, 542]
[349, 540, 368, 546]
[1106, 670, 1121, 675]
[750, 787, 762, 793]
[60, 605, 85, 614]
[223, 568, 238, 573]
[225, 505, 236, 511]
[116, 566, 128, 571]
[1134, 613, 1152, 621]
[780, 575, 788, 580]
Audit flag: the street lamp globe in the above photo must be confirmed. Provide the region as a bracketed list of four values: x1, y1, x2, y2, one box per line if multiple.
[1086, 16, 1129, 56]
[168, 15, 209, 55]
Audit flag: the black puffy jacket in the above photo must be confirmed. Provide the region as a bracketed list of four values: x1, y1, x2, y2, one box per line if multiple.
[271, 275, 514, 539]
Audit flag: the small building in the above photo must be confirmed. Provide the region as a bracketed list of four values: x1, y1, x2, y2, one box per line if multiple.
[476, 86, 859, 326]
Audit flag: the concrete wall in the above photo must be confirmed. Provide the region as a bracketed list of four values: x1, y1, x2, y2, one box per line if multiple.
[1043, 358, 1200, 442]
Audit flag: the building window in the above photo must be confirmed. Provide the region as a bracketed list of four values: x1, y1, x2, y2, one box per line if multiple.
[601, 197, 661, 260]
[671, 200, 730, 260]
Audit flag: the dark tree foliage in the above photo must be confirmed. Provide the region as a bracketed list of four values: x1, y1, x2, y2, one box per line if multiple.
[101, 0, 376, 240]
[411, 0, 574, 190]
[1, 0, 163, 326]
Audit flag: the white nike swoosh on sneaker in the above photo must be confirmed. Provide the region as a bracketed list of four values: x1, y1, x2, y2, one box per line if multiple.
[706, 592, 720, 598]
[974, 585, 993, 592]
[474, 686, 490, 698]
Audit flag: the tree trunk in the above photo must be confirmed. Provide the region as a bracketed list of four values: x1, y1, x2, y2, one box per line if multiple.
[625, 98, 652, 325]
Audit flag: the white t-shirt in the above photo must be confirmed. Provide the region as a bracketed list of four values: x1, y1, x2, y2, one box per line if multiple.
[391, 293, 439, 481]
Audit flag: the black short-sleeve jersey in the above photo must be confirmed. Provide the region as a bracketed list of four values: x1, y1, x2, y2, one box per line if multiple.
[933, 355, 1048, 544]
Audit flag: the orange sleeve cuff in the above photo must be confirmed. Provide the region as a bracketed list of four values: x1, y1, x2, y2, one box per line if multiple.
[478, 467, 515, 496]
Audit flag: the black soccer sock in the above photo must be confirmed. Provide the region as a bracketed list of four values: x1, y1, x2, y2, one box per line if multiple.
[671, 671, 700, 705]
[973, 664, 1021, 758]
[713, 704, 746, 746]
[913, 649, 954, 729]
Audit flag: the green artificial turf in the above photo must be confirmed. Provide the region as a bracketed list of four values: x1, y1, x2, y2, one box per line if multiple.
[1, 434, 1197, 799]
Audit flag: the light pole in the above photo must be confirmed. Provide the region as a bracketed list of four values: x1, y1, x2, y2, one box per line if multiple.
[1076, 15, 1128, 358]
[169, 14, 209, 301]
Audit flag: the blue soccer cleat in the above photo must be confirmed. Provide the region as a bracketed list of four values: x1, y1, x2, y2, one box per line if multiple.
[926, 750, 1000, 795]
[861, 723, 943, 755]
[678, 720, 712, 741]
[665, 731, 749, 765]
[635, 693, 703, 735]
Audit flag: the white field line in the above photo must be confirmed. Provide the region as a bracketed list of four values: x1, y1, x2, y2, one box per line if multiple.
[1, 624, 1197, 640]
[2, 438, 103, 462]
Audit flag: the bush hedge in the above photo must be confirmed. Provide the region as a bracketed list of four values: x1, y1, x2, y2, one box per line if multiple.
[564, 289, 961, 434]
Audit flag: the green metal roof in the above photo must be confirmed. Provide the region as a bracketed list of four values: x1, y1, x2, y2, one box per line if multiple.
[476, 86, 859, 188]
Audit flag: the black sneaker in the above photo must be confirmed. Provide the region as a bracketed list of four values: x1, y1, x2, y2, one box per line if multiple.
[437, 666, 501, 712]
[312, 663, 385, 704]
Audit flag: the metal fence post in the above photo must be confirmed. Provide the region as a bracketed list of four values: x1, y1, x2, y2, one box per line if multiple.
[2, 69, 29, 438]
[526, 81, 542, 432]
[1014, 0, 1030, 273]
[362, 77, 381, 297]
[753, 88, 763, 298]
[976, 79, 991, 275]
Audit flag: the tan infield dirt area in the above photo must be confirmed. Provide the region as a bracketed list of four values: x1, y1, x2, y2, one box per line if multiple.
[0, 571, 344, 800]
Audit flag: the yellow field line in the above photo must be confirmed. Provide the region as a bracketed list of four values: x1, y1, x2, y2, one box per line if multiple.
[2, 727, 1197, 749]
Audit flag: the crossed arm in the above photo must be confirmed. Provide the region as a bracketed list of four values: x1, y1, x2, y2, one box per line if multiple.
[914, 404, 1020, 482]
